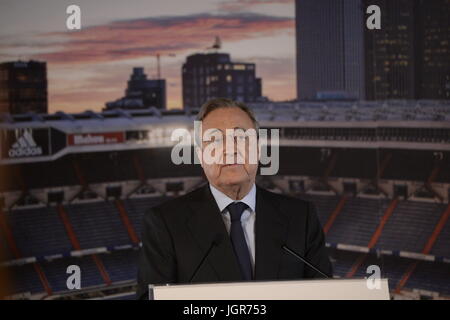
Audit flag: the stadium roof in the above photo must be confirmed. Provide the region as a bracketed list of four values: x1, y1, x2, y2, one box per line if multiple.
[1, 100, 450, 129]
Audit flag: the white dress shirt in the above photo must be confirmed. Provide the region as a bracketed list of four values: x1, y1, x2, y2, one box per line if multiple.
[209, 183, 256, 271]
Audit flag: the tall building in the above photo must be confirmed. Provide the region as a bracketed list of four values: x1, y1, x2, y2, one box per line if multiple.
[182, 53, 263, 109]
[105, 67, 166, 110]
[415, 0, 450, 100]
[295, 0, 365, 100]
[0, 60, 48, 114]
[364, 0, 417, 100]
[296, 0, 450, 101]
[364, 0, 450, 100]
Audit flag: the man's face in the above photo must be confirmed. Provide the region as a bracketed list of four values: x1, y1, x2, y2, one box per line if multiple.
[197, 107, 258, 190]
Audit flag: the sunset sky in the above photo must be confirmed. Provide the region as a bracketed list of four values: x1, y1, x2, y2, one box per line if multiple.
[0, 0, 296, 113]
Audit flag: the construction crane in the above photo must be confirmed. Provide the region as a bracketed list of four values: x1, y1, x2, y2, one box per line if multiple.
[154, 53, 176, 79]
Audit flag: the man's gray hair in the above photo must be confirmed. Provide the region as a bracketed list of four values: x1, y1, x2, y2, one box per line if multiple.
[196, 98, 260, 130]
[194, 98, 260, 148]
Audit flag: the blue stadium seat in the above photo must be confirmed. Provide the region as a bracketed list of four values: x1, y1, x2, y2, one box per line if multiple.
[376, 201, 446, 253]
[350, 253, 411, 290]
[65, 201, 130, 249]
[3, 194, 450, 299]
[5, 263, 44, 295]
[101, 249, 139, 283]
[326, 197, 390, 247]
[0, 229, 15, 262]
[405, 260, 450, 296]
[41, 255, 105, 293]
[7, 206, 72, 258]
[328, 248, 359, 277]
[430, 211, 450, 258]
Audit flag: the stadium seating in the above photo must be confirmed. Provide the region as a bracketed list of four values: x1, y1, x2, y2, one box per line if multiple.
[101, 249, 139, 283]
[405, 260, 450, 295]
[0, 229, 14, 261]
[328, 248, 359, 278]
[2, 192, 450, 299]
[376, 201, 447, 253]
[326, 197, 390, 247]
[430, 215, 450, 258]
[1, 102, 450, 299]
[329, 247, 450, 296]
[64, 201, 130, 249]
[2, 181, 449, 299]
[7, 206, 72, 258]
[348, 253, 411, 291]
[7, 263, 44, 295]
[41, 255, 105, 292]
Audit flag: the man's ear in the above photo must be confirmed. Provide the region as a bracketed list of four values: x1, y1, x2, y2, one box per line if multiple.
[195, 145, 203, 167]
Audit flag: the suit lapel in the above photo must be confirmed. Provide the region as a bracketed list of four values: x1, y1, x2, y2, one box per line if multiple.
[254, 187, 289, 280]
[186, 185, 242, 282]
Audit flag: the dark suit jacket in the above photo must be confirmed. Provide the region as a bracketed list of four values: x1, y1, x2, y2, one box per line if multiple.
[137, 184, 332, 299]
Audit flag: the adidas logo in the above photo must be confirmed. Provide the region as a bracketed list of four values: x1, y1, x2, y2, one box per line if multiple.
[8, 130, 43, 158]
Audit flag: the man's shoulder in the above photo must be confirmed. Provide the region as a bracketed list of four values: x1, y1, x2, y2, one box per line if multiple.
[257, 187, 319, 226]
[145, 184, 208, 217]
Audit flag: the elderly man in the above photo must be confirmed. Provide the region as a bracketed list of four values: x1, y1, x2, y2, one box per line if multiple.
[137, 98, 331, 299]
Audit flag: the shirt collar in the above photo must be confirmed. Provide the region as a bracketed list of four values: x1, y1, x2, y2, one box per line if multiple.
[209, 183, 256, 213]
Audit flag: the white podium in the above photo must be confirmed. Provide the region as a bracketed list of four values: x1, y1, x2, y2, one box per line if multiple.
[149, 278, 390, 300]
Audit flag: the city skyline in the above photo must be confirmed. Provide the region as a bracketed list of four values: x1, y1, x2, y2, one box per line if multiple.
[0, 0, 296, 113]
[295, 0, 450, 101]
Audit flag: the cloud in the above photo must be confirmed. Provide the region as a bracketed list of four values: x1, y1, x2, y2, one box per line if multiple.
[218, 0, 294, 12]
[15, 12, 295, 64]
[47, 54, 296, 113]
[1, 11, 296, 112]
